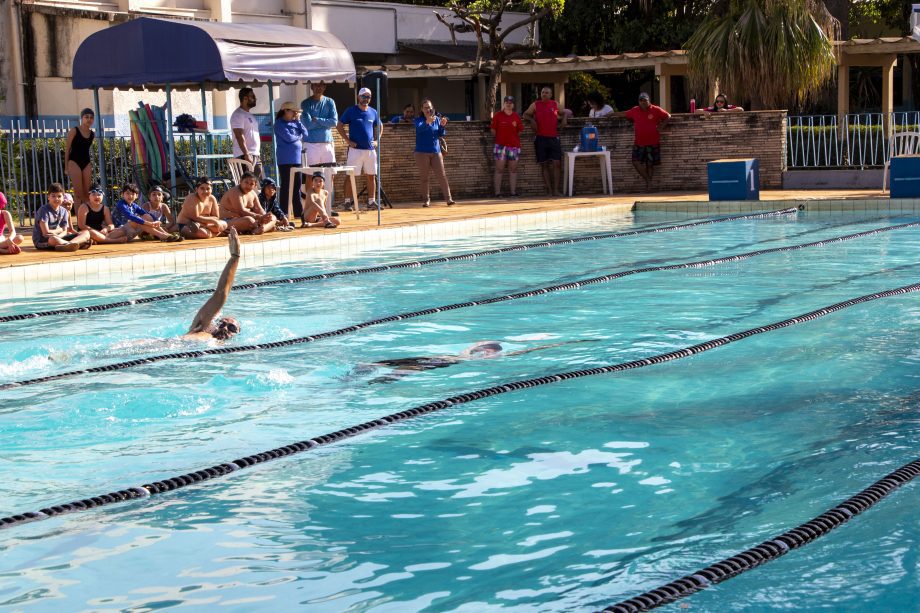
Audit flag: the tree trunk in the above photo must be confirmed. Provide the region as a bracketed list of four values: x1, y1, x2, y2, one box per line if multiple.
[483, 60, 503, 119]
[823, 0, 848, 40]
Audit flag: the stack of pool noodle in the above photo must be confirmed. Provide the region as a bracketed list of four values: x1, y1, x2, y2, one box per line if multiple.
[129, 102, 169, 184]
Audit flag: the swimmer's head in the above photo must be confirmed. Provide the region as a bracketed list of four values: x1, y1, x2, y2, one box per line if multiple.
[468, 341, 502, 357]
[211, 317, 240, 340]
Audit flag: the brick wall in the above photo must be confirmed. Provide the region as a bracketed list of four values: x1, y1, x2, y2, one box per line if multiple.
[326, 111, 786, 204]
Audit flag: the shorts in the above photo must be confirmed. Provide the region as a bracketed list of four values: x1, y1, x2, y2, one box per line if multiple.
[346, 148, 378, 175]
[237, 154, 263, 178]
[632, 144, 662, 165]
[493, 144, 521, 162]
[305, 142, 336, 166]
[34, 232, 78, 250]
[534, 136, 562, 163]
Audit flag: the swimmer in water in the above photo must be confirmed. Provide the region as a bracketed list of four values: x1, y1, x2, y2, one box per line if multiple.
[182, 228, 242, 342]
[360, 339, 594, 384]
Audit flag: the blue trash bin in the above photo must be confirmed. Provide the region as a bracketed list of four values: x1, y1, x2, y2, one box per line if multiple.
[707, 158, 760, 201]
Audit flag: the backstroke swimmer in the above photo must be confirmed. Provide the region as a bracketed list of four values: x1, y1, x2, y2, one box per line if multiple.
[182, 227, 243, 342]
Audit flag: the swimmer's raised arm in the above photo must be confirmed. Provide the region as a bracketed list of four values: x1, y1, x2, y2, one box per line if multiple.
[188, 228, 241, 333]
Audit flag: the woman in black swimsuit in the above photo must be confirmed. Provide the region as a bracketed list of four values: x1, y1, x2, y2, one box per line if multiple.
[65, 108, 96, 209]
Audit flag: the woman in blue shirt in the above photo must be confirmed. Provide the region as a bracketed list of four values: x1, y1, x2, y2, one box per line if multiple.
[274, 102, 309, 221]
[415, 99, 455, 207]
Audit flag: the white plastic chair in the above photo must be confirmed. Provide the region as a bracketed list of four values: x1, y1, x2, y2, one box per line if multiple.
[882, 131, 920, 191]
[227, 158, 254, 185]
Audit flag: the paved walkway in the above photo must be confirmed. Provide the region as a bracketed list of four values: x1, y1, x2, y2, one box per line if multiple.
[1, 189, 886, 270]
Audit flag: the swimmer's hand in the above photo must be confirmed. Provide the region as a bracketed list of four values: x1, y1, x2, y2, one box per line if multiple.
[228, 227, 240, 257]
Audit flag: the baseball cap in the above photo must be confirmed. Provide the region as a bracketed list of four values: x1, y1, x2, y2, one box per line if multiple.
[638, 92, 651, 101]
[358, 87, 372, 97]
[280, 101, 300, 112]
[503, 95, 514, 102]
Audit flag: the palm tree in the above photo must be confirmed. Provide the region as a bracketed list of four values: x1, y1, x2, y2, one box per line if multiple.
[683, 0, 839, 109]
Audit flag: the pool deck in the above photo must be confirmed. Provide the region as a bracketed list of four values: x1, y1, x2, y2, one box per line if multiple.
[0, 188, 896, 270]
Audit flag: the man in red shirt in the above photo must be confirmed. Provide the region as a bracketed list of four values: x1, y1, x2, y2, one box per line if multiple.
[523, 86, 567, 196]
[621, 92, 670, 191]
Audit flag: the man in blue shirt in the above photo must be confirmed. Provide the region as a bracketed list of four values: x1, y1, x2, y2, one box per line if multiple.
[300, 81, 338, 167]
[336, 87, 383, 211]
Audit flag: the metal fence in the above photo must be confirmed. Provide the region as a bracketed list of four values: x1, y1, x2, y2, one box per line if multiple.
[0, 118, 275, 227]
[786, 112, 920, 169]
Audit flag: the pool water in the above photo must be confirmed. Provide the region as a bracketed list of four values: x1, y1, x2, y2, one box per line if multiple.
[1, 210, 918, 611]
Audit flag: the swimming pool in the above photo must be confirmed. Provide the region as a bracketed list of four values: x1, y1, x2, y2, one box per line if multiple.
[1, 208, 918, 611]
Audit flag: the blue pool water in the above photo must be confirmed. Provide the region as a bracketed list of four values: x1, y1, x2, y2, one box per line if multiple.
[1, 210, 918, 611]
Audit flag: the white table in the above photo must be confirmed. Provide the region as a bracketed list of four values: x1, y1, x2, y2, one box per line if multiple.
[563, 150, 613, 197]
[289, 165, 359, 220]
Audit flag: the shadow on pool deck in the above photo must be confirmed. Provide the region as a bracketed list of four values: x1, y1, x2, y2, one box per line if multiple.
[0, 189, 890, 270]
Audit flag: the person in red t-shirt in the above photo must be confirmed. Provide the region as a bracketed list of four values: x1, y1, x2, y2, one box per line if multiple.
[620, 92, 671, 191]
[490, 95, 524, 197]
[523, 86, 567, 196]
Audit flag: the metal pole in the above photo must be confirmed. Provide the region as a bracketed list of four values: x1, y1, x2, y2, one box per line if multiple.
[166, 83, 177, 199]
[268, 80, 278, 182]
[94, 88, 106, 192]
[376, 77, 381, 226]
[201, 84, 209, 177]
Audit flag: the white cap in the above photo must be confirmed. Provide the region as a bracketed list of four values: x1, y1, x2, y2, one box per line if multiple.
[358, 87, 372, 97]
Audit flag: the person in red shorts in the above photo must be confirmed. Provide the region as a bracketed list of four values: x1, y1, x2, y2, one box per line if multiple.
[620, 92, 670, 191]
[490, 95, 524, 198]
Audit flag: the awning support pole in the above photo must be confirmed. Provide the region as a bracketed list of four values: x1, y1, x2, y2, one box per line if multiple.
[268, 80, 278, 182]
[93, 87, 107, 194]
[166, 83, 177, 199]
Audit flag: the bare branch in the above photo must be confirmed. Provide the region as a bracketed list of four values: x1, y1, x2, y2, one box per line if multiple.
[496, 6, 551, 45]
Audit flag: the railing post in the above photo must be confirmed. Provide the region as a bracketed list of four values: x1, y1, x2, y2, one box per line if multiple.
[94, 88, 106, 193]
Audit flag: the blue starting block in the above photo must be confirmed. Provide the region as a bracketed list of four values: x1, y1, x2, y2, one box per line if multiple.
[889, 155, 920, 198]
[707, 158, 760, 201]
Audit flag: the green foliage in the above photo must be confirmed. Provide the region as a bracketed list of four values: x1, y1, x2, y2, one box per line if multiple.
[684, 0, 837, 109]
[540, 0, 709, 55]
[848, 0, 907, 38]
[565, 72, 614, 115]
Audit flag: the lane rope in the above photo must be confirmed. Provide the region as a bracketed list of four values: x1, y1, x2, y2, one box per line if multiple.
[2, 219, 917, 392]
[0, 208, 797, 324]
[602, 458, 920, 612]
[1, 281, 917, 530]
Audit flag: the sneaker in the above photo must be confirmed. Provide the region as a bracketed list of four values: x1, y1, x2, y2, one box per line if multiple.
[343, 198, 355, 212]
[368, 199, 379, 210]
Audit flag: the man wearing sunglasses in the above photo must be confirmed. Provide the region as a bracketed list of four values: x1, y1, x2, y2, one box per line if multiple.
[336, 87, 383, 211]
[183, 228, 243, 342]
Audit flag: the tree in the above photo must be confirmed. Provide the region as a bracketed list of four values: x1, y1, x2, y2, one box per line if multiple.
[434, 1, 564, 117]
[540, 0, 710, 56]
[683, 0, 839, 110]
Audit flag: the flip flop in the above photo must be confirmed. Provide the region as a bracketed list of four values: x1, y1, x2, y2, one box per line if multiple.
[324, 221, 337, 229]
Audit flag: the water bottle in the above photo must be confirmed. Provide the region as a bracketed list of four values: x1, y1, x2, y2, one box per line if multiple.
[690, 98, 696, 113]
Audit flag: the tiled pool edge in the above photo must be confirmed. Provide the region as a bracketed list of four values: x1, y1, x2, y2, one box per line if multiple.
[634, 198, 920, 214]
[1, 202, 634, 296]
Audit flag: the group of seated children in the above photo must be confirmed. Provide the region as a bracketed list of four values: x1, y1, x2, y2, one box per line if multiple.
[0, 170, 341, 255]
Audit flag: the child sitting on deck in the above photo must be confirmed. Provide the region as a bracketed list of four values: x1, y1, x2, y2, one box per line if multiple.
[141, 185, 179, 233]
[32, 183, 92, 251]
[258, 177, 295, 232]
[113, 183, 182, 242]
[0, 191, 24, 254]
[77, 186, 130, 244]
[300, 172, 340, 229]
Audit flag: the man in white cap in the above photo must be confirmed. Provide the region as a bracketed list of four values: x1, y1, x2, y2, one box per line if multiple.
[336, 87, 383, 211]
